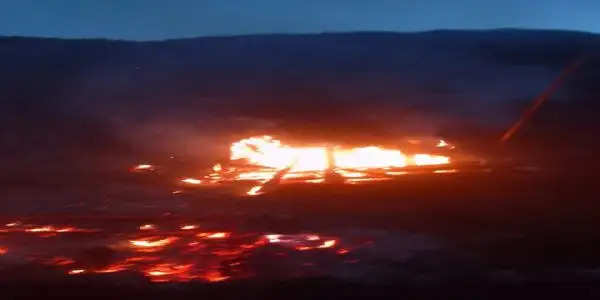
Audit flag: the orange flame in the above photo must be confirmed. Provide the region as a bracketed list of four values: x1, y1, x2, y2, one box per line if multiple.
[412, 154, 450, 166]
[247, 185, 264, 196]
[230, 136, 449, 175]
[334, 147, 406, 169]
[231, 136, 328, 171]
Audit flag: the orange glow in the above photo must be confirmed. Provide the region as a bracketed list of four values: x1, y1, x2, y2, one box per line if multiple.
[0, 247, 6, 255]
[334, 147, 407, 169]
[295, 246, 313, 251]
[198, 232, 230, 239]
[181, 178, 202, 184]
[212, 249, 244, 256]
[412, 154, 450, 166]
[43, 256, 75, 266]
[5, 222, 20, 227]
[204, 270, 230, 282]
[336, 248, 349, 255]
[212, 163, 222, 172]
[436, 140, 449, 147]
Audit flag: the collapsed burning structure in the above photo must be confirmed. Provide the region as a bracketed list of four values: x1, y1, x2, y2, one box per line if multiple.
[156, 135, 487, 196]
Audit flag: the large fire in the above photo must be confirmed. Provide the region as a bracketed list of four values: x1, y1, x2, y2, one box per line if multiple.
[186, 136, 452, 195]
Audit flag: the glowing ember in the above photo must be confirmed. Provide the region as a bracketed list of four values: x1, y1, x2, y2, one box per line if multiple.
[204, 270, 230, 282]
[345, 178, 392, 184]
[43, 257, 76, 266]
[265, 234, 282, 243]
[130, 237, 179, 249]
[20, 225, 98, 234]
[212, 163, 222, 172]
[68, 269, 86, 275]
[318, 239, 337, 248]
[336, 248, 349, 255]
[95, 264, 130, 274]
[198, 232, 230, 239]
[385, 171, 409, 176]
[139, 224, 156, 231]
[305, 234, 320, 241]
[26, 226, 54, 233]
[181, 178, 202, 184]
[433, 169, 458, 174]
[134, 164, 153, 170]
[5, 222, 20, 227]
[0, 219, 364, 283]
[247, 185, 264, 196]
[436, 140, 449, 147]
[56, 227, 76, 233]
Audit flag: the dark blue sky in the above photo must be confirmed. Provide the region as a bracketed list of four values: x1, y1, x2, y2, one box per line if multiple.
[1, 0, 597, 40]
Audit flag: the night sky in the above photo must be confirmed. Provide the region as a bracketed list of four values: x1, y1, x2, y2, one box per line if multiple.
[1, 0, 598, 40]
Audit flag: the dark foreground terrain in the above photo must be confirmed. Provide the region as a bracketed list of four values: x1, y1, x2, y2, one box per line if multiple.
[2, 166, 600, 299]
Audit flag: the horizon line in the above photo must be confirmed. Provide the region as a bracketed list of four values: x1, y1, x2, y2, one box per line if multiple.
[1, 27, 597, 42]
